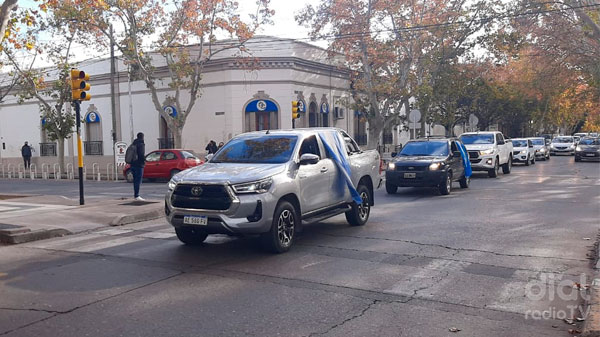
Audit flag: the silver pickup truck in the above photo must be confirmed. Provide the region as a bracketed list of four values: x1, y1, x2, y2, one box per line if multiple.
[165, 128, 381, 253]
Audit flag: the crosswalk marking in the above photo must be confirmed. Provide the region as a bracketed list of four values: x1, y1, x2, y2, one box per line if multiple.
[74, 236, 147, 253]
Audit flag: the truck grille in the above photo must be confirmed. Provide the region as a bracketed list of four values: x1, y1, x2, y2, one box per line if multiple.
[171, 184, 232, 211]
[468, 151, 479, 159]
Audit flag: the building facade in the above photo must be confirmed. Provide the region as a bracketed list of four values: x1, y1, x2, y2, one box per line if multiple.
[0, 37, 367, 175]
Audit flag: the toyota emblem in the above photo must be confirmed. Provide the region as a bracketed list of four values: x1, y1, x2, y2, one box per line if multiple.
[190, 186, 203, 196]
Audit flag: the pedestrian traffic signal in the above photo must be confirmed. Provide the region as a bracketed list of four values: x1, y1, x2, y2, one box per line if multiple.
[71, 69, 91, 101]
[292, 101, 300, 119]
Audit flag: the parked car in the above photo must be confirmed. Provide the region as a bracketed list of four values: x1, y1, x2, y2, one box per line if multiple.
[385, 138, 470, 195]
[165, 128, 381, 253]
[124, 149, 203, 182]
[575, 137, 600, 162]
[549, 136, 576, 155]
[529, 137, 550, 160]
[511, 138, 536, 166]
[459, 131, 513, 178]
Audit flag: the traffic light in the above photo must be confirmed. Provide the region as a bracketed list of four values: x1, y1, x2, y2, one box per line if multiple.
[292, 101, 300, 119]
[71, 69, 91, 101]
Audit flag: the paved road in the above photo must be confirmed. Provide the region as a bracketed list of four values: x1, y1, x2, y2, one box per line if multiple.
[0, 178, 169, 200]
[0, 156, 598, 336]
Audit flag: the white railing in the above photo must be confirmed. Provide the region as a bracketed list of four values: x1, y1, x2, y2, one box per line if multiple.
[7, 164, 14, 179]
[66, 163, 74, 180]
[53, 164, 61, 180]
[42, 163, 50, 180]
[29, 164, 37, 180]
[17, 164, 24, 179]
[106, 163, 115, 181]
[92, 163, 101, 181]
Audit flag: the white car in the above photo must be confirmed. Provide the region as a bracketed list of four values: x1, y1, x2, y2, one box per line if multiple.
[550, 136, 576, 155]
[511, 138, 536, 165]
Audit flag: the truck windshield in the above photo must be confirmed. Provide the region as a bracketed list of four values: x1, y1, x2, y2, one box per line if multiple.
[399, 141, 449, 156]
[211, 136, 298, 164]
[459, 134, 494, 145]
[512, 140, 528, 147]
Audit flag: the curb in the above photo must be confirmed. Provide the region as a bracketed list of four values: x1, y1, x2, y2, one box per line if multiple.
[109, 208, 164, 226]
[582, 240, 600, 337]
[0, 228, 70, 244]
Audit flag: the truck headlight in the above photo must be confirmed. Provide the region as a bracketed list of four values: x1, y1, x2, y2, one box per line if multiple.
[232, 178, 273, 194]
[168, 179, 178, 191]
[429, 162, 442, 171]
[388, 162, 396, 170]
[479, 149, 494, 155]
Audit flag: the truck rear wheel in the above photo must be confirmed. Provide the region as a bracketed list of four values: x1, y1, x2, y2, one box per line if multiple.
[345, 184, 371, 226]
[175, 227, 208, 245]
[262, 201, 297, 253]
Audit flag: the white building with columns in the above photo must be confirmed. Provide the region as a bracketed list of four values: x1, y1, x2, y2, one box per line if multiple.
[0, 37, 371, 175]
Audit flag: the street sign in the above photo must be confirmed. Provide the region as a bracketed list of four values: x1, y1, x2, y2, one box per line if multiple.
[468, 114, 479, 128]
[409, 109, 421, 123]
[115, 141, 127, 165]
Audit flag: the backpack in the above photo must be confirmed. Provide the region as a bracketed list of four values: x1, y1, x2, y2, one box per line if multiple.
[125, 143, 138, 164]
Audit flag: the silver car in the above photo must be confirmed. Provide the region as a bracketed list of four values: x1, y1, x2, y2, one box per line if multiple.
[550, 136, 576, 155]
[529, 137, 550, 161]
[165, 128, 381, 253]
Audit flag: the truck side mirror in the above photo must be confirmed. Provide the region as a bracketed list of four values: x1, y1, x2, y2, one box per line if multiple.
[299, 153, 320, 165]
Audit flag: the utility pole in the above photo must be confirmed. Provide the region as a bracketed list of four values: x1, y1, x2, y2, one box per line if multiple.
[109, 25, 118, 180]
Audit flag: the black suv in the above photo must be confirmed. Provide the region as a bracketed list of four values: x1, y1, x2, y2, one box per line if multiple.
[385, 138, 470, 195]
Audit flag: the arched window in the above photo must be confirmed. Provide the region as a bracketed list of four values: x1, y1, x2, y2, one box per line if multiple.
[84, 110, 103, 155]
[309, 102, 318, 127]
[243, 94, 280, 132]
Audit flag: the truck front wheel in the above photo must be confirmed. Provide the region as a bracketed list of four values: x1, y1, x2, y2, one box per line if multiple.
[345, 184, 371, 226]
[175, 227, 208, 245]
[262, 201, 298, 253]
[502, 157, 512, 173]
[488, 159, 499, 178]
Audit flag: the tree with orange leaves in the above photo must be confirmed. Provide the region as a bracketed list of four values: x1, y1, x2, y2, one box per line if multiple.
[48, 0, 273, 147]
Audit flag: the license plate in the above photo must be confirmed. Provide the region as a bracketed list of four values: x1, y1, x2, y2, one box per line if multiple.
[183, 215, 208, 225]
[586, 153, 595, 157]
[404, 172, 417, 179]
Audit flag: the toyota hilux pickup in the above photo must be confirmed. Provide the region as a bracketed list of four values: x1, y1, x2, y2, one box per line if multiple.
[459, 131, 513, 178]
[165, 128, 381, 253]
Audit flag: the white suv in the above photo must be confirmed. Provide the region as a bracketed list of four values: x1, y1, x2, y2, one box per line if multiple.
[511, 138, 536, 166]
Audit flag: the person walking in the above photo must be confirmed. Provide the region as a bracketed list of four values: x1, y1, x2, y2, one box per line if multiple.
[131, 132, 146, 201]
[21, 141, 32, 169]
[218, 141, 224, 150]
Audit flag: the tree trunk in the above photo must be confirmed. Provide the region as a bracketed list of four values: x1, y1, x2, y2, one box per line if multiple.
[57, 137, 65, 175]
[174, 127, 183, 148]
[367, 120, 383, 150]
[0, 0, 18, 40]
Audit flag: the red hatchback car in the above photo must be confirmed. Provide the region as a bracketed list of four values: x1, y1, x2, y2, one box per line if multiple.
[123, 149, 203, 182]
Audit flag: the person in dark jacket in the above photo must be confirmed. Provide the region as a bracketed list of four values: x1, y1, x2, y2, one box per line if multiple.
[131, 132, 146, 201]
[21, 141, 32, 169]
[205, 140, 218, 154]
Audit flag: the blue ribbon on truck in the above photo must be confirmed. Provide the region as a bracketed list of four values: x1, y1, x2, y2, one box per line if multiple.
[318, 131, 363, 205]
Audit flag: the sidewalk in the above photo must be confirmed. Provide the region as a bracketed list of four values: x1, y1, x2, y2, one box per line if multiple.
[0, 194, 164, 244]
